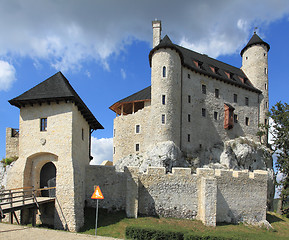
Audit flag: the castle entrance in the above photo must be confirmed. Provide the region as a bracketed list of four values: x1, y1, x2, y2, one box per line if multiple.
[40, 162, 56, 197]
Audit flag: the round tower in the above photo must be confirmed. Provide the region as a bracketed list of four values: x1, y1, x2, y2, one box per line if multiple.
[241, 32, 270, 131]
[149, 27, 182, 148]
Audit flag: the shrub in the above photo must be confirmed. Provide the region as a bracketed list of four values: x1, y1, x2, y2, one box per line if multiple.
[125, 226, 241, 240]
[0, 156, 18, 167]
[125, 226, 184, 240]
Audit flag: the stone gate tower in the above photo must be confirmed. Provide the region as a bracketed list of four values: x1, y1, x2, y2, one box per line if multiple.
[241, 32, 270, 130]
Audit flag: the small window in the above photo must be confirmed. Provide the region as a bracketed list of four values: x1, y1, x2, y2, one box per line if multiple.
[113, 147, 115, 154]
[245, 97, 249, 106]
[215, 89, 219, 98]
[246, 56, 248, 60]
[233, 94, 238, 103]
[40, 118, 47, 131]
[264, 53, 266, 57]
[188, 73, 191, 79]
[188, 95, 191, 103]
[264, 68, 267, 75]
[162, 95, 166, 105]
[162, 66, 166, 77]
[265, 119, 267, 125]
[188, 134, 191, 142]
[234, 114, 238, 123]
[114, 129, 116, 137]
[202, 84, 206, 94]
[136, 143, 140, 152]
[136, 125, 140, 133]
[265, 102, 268, 108]
[82, 128, 84, 141]
[214, 112, 218, 120]
[202, 108, 206, 117]
[161, 114, 165, 124]
[188, 114, 191, 122]
[265, 83, 267, 90]
[245, 117, 249, 126]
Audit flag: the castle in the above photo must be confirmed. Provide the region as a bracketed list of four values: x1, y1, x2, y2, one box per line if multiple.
[110, 20, 270, 169]
[4, 21, 272, 231]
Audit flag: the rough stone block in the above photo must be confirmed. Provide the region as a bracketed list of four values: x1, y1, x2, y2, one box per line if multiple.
[172, 167, 191, 176]
[147, 167, 166, 175]
[196, 168, 214, 177]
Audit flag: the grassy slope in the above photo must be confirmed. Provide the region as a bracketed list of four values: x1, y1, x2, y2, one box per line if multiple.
[79, 208, 289, 239]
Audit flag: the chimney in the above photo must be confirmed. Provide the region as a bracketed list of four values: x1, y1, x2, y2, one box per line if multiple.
[152, 20, 162, 48]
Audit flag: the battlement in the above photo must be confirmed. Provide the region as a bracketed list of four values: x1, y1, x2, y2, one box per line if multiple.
[124, 166, 268, 181]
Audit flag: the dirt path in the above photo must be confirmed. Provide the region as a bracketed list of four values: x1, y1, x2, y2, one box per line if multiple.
[0, 223, 123, 240]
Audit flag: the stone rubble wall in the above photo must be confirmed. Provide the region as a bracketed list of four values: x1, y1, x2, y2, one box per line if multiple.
[85, 165, 268, 226]
[5, 128, 19, 159]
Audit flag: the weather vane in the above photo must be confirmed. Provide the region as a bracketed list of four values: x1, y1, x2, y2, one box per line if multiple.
[254, 27, 258, 34]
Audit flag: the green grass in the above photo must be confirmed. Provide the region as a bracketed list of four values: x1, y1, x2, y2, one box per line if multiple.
[79, 208, 289, 239]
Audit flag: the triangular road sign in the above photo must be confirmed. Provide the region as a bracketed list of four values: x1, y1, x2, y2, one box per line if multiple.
[91, 185, 104, 199]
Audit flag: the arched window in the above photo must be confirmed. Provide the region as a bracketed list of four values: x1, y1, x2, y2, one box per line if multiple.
[162, 66, 166, 77]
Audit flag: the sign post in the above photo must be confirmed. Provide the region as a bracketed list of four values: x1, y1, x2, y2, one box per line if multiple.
[91, 185, 104, 236]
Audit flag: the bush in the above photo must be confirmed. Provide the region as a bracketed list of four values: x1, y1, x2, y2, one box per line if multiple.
[0, 156, 18, 167]
[125, 226, 241, 240]
[125, 226, 184, 240]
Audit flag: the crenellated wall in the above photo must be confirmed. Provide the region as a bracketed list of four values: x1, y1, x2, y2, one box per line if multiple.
[85, 165, 268, 227]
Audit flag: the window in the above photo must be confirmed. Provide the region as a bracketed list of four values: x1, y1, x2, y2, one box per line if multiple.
[113, 147, 115, 154]
[234, 114, 238, 123]
[188, 95, 191, 103]
[162, 66, 166, 77]
[188, 114, 191, 122]
[202, 84, 206, 94]
[188, 73, 191, 79]
[245, 117, 249, 126]
[265, 119, 267, 125]
[233, 94, 238, 103]
[162, 95, 166, 105]
[214, 112, 218, 120]
[40, 118, 47, 131]
[224, 104, 235, 130]
[215, 89, 219, 98]
[136, 125, 140, 133]
[136, 144, 140, 152]
[265, 68, 267, 75]
[245, 97, 249, 106]
[114, 129, 116, 137]
[82, 128, 84, 141]
[188, 134, 191, 142]
[265, 83, 267, 90]
[161, 114, 165, 124]
[265, 102, 268, 108]
[202, 108, 206, 117]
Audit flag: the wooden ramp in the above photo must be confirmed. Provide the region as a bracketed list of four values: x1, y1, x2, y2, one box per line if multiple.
[0, 187, 55, 225]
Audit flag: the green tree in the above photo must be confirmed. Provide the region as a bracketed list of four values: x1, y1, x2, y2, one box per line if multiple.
[263, 101, 289, 215]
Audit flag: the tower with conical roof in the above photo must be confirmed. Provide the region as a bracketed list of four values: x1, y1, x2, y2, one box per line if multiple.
[241, 32, 270, 142]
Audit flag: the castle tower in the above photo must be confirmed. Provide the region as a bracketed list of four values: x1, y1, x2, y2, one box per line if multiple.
[149, 21, 182, 148]
[241, 32, 270, 136]
[7, 72, 103, 231]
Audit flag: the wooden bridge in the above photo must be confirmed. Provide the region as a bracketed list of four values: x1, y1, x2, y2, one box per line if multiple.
[0, 187, 55, 226]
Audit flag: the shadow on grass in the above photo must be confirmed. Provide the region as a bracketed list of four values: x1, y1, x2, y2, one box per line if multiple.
[79, 207, 126, 232]
[267, 213, 285, 224]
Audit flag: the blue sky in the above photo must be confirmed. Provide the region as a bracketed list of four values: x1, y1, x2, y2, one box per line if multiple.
[0, 0, 289, 167]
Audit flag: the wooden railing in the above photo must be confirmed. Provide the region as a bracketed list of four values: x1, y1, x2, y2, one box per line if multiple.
[0, 187, 56, 221]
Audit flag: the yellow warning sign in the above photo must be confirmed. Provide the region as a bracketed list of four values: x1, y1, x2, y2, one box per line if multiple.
[91, 186, 104, 199]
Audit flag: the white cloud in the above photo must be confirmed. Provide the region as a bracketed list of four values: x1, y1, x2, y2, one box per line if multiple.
[120, 68, 126, 79]
[90, 137, 113, 165]
[0, 60, 16, 91]
[0, 1, 288, 72]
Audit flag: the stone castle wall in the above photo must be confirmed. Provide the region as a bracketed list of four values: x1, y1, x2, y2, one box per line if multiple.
[5, 128, 19, 158]
[85, 165, 268, 226]
[182, 68, 260, 159]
